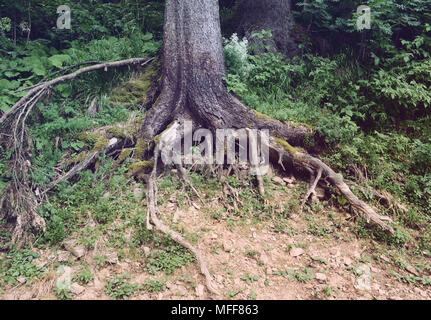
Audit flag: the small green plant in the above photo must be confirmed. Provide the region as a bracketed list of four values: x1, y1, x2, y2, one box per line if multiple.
[55, 287, 72, 300]
[143, 278, 166, 293]
[94, 254, 108, 270]
[0, 249, 45, 285]
[73, 265, 94, 285]
[146, 242, 195, 275]
[105, 274, 140, 300]
[240, 274, 259, 284]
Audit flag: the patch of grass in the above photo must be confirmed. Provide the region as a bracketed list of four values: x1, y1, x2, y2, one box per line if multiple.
[273, 268, 314, 283]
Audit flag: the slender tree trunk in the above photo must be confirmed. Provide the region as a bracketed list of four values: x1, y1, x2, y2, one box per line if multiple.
[235, 0, 300, 57]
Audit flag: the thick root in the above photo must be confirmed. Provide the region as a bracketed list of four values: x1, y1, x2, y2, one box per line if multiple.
[271, 138, 395, 234]
[146, 127, 219, 295]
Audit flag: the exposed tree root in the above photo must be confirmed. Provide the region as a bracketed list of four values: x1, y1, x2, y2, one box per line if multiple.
[146, 141, 219, 295]
[301, 167, 322, 208]
[270, 138, 395, 234]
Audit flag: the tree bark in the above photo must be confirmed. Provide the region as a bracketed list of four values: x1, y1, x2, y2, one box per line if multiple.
[141, 0, 313, 148]
[235, 0, 301, 58]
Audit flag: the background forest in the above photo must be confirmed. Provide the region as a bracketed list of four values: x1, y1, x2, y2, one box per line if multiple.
[0, 0, 431, 300]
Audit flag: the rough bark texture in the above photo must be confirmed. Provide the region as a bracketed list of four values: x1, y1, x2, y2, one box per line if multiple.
[141, 0, 314, 149]
[235, 0, 300, 58]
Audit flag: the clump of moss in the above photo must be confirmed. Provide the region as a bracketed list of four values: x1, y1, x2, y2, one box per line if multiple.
[92, 136, 110, 152]
[254, 110, 272, 121]
[127, 161, 154, 177]
[274, 137, 298, 156]
[107, 127, 127, 139]
[286, 121, 314, 131]
[110, 59, 161, 109]
[116, 148, 133, 164]
[134, 137, 146, 160]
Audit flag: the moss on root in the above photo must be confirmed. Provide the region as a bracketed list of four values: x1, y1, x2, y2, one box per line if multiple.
[274, 137, 298, 156]
[116, 148, 133, 164]
[127, 161, 154, 177]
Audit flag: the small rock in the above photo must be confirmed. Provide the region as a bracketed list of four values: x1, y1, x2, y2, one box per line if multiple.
[343, 257, 353, 266]
[102, 192, 110, 199]
[290, 247, 305, 257]
[105, 252, 118, 264]
[210, 233, 218, 240]
[406, 264, 419, 277]
[56, 266, 72, 291]
[266, 267, 273, 275]
[17, 277, 26, 284]
[380, 255, 391, 263]
[63, 240, 86, 258]
[195, 284, 205, 297]
[272, 176, 284, 185]
[133, 187, 144, 200]
[315, 273, 327, 283]
[354, 265, 372, 291]
[222, 241, 233, 253]
[283, 177, 294, 184]
[143, 247, 151, 255]
[70, 283, 85, 295]
[192, 202, 201, 210]
[57, 250, 72, 262]
[315, 187, 326, 200]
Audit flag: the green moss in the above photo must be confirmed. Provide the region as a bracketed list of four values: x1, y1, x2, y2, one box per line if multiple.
[127, 161, 154, 176]
[287, 121, 314, 131]
[134, 137, 147, 160]
[110, 58, 161, 109]
[116, 148, 133, 164]
[107, 126, 127, 138]
[92, 136, 110, 152]
[274, 137, 298, 156]
[254, 110, 273, 121]
[66, 151, 88, 166]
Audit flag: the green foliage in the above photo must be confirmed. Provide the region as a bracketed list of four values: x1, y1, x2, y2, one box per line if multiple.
[146, 242, 195, 275]
[143, 278, 166, 293]
[0, 249, 45, 286]
[73, 265, 94, 285]
[105, 273, 140, 300]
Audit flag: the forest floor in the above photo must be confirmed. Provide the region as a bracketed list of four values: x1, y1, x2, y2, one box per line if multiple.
[1, 168, 430, 300]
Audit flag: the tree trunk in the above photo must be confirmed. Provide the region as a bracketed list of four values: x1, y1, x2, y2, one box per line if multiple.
[141, 0, 312, 148]
[235, 0, 301, 58]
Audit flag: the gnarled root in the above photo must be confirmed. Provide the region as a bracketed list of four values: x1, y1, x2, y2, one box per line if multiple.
[145, 123, 219, 295]
[270, 138, 395, 234]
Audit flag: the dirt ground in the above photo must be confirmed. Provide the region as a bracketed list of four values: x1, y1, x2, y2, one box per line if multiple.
[1, 174, 430, 300]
